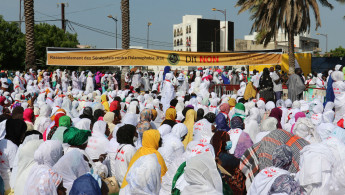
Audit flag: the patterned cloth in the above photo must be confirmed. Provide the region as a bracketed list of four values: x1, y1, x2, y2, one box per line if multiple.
[240, 129, 309, 186]
[269, 174, 306, 195]
[137, 109, 153, 134]
[272, 145, 293, 170]
[231, 116, 244, 129]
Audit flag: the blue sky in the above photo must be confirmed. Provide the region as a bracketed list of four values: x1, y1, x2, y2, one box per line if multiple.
[1, 0, 344, 52]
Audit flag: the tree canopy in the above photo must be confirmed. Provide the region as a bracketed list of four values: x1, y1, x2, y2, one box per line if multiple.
[329, 46, 345, 57]
[0, 16, 79, 70]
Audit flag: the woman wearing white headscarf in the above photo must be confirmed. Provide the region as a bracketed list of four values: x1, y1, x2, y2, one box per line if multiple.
[79, 71, 86, 89]
[244, 107, 261, 141]
[0, 120, 18, 193]
[23, 140, 64, 194]
[71, 71, 80, 90]
[33, 104, 52, 134]
[192, 113, 215, 143]
[85, 72, 94, 94]
[122, 101, 139, 127]
[181, 152, 223, 195]
[13, 139, 43, 195]
[292, 117, 321, 144]
[332, 71, 345, 123]
[158, 123, 187, 167]
[53, 149, 90, 194]
[85, 121, 110, 177]
[71, 100, 80, 118]
[74, 118, 92, 130]
[316, 73, 326, 88]
[61, 72, 69, 92]
[256, 99, 266, 120]
[161, 73, 176, 113]
[255, 117, 278, 143]
[120, 154, 161, 195]
[61, 97, 72, 117]
[297, 127, 345, 195]
[153, 99, 164, 127]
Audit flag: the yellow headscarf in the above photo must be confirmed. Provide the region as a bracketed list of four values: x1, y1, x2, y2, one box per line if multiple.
[37, 72, 43, 83]
[243, 81, 257, 100]
[165, 108, 176, 121]
[101, 94, 110, 112]
[228, 98, 236, 109]
[121, 129, 167, 188]
[182, 109, 197, 148]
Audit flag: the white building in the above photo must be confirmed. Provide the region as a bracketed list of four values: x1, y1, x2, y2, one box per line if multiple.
[236, 29, 320, 53]
[173, 15, 234, 52]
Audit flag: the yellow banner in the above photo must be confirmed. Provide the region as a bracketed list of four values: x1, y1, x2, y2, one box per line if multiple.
[46, 48, 281, 66]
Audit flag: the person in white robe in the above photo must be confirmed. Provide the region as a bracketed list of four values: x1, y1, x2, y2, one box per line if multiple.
[120, 154, 161, 195]
[61, 72, 69, 92]
[34, 104, 52, 134]
[78, 71, 86, 90]
[332, 71, 345, 123]
[131, 69, 142, 89]
[161, 73, 176, 113]
[141, 72, 151, 92]
[158, 123, 187, 167]
[71, 71, 80, 90]
[292, 117, 321, 144]
[244, 107, 261, 141]
[85, 72, 94, 94]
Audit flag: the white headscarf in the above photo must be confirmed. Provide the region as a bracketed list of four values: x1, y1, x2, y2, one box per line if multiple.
[181, 152, 222, 195]
[75, 118, 91, 130]
[244, 107, 261, 141]
[158, 124, 172, 137]
[192, 118, 213, 143]
[53, 149, 90, 194]
[158, 123, 187, 166]
[265, 101, 275, 111]
[85, 121, 109, 160]
[13, 139, 43, 195]
[33, 140, 63, 167]
[255, 117, 278, 143]
[332, 71, 344, 82]
[121, 154, 161, 195]
[293, 117, 321, 143]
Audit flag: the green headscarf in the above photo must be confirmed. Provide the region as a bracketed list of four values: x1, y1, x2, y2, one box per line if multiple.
[59, 116, 71, 127]
[63, 127, 91, 146]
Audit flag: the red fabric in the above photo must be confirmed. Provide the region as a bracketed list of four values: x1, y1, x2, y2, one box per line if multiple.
[259, 98, 266, 103]
[0, 96, 5, 106]
[110, 100, 120, 112]
[337, 118, 345, 128]
[53, 113, 66, 128]
[23, 108, 34, 123]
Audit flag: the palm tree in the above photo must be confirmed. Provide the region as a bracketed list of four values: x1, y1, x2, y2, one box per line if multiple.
[120, 0, 130, 89]
[24, 0, 36, 70]
[236, 0, 334, 74]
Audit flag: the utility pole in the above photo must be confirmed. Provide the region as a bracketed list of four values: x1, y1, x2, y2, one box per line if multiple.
[61, 3, 66, 32]
[19, 0, 22, 31]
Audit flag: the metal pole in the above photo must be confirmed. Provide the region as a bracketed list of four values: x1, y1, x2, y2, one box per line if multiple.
[19, 0, 22, 31]
[326, 34, 328, 53]
[115, 18, 118, 48]
[224, 9, 227, 52]
[147, 24, 150, 49]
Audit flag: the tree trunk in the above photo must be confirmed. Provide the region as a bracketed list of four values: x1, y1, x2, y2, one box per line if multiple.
[121, 0, 130, 90]
[288, 30, 295, 75]
[24, 0, 36, 70]
[121, 0, 130, 49]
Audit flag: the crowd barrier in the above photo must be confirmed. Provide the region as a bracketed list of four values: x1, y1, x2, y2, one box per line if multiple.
[209, 84, 241, 97]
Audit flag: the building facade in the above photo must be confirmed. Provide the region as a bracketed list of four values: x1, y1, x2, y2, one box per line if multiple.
[173, 15, 234, 52]
[235, 30, 320, 53]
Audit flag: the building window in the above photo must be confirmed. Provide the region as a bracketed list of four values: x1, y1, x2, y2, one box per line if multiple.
[174, 29, 176, 37]
[177, 39, 179, 46]
[180, 38, 183, 46]
[174, 40, 176, 47]
[180, 28, 183, 36]
[188, 26, 191, 33]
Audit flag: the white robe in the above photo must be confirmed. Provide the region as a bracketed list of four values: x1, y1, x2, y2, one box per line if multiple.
[85, 75, 94, 94]
[332, 80, 345, 123]
[110, 144, 136, 186]
[161, 81, 175, 113]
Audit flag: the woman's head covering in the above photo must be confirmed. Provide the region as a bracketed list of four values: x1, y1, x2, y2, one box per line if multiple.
[75, 118, 92, 130]
[34, 140, 63, 168]
[292, 101, 301, 109]
[121, 130, 167, 189]
[231, 116, 244, 129]
[70, 173, 102, 195]
[219, 103, 230, 114]
[265, 101, 275, 111]
[261, 117, 278, 131]
[268, 174, 306, 195]
[183, 152, 223, 194]
[165, 108, 176, 121]
[171, 123, 188, 139]
[59, 115, 71, 127]
[233, 103, 246, 119]
[53, 113, 66, 128]
[228, 98, 236, 108]
[332, 71, 344, 82]
[330, 126, 345, 144]
[24, 167, 63, 195]
[285, 99, 292, 108]
[5, 119, 27, 146]
[53, 149, 90, 194]
[63, 127, 91, 146]
[204, 112, 216, 123]
[23, 108, 34, 123]
[276, 100, 285, 108]
[110, 100, 120, 112]
[137, 109, 153, 134]
[80, 107, 93, 121]
[272, 145, 293, 170]
[125, 154, 161, 195]
[269, 108, 282, 129]
[210, 131, 230, 157]
[293, 117, 321, 143]
[104, 112, 115, 124]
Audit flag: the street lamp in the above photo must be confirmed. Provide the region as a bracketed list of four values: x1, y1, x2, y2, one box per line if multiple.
[147, 22, 152, 49]
[316, 33, 328, 53]
[212, 8, 227, 52]
[107, 14, 118, 48]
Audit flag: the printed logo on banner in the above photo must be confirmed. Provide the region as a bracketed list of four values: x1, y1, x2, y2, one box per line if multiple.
[167, 53, 180, 65]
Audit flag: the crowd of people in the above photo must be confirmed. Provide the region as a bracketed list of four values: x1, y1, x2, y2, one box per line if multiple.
[0, 64, 344, 195]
